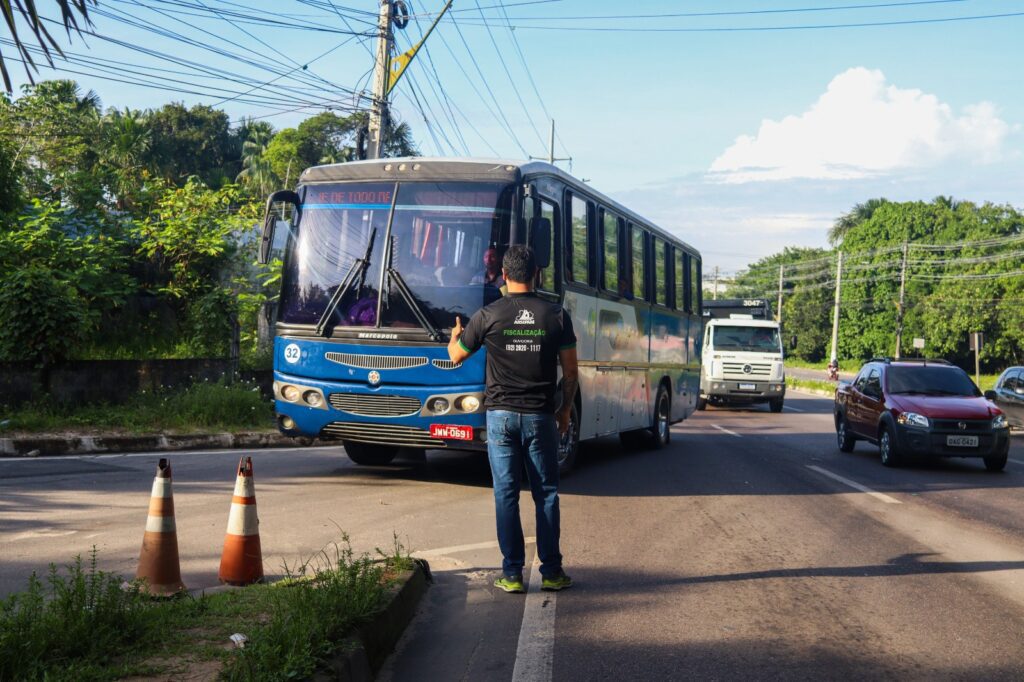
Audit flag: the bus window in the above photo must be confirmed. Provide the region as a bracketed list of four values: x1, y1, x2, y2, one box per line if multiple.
[675, 249, 685, 311]
[631, 224, 645, 301]
[654, 238, 667, 306]
[538, 199, 559, 294]
[568, 193, 590, 285]
[690, 256, 702, 314]
[602, 210, 619, 294]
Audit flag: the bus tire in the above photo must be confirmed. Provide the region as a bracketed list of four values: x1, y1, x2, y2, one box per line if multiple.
[649, 384, 671, 448]
[557, 401, 580, 476]
[343, 440, 398, 466]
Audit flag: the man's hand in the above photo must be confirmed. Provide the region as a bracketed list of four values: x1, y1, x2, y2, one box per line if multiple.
[450, 315, 463, 343]
[448, 316, 472, 364]
[556, 405, 571, 435]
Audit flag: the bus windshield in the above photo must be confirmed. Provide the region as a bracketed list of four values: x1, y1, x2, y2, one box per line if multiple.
[712, 325, 781, 353]
[278, 180, 514, 332]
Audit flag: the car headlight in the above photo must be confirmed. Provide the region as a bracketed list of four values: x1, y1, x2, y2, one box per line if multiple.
[898, 412, 929, 428]
[993, 414, 1009, 429]
[457, 395, 480, 412]
[281, 384, 300, 402]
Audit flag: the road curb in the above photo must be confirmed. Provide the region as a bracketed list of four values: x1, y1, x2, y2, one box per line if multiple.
[0, 431, 303, 457]
[313, 559, 431, 682]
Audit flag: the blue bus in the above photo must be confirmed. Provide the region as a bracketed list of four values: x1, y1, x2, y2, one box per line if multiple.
[259, 158, 703, 473]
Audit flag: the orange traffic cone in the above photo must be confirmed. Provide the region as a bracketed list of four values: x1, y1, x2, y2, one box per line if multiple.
[218, 456, 263, 585]
[136, 458, 186, 596]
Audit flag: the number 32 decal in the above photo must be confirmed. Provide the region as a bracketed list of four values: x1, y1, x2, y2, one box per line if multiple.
[284, 343, 301, 364]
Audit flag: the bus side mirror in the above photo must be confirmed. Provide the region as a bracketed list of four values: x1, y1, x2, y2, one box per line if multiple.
[260, 190, 301, 264]
[529, 216, 551, 269]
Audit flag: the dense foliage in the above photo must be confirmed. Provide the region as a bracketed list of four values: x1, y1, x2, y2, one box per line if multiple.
[0, 80, 418, 366]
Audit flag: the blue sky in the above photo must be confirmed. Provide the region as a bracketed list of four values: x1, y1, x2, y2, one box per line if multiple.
[7, 0, 1024, 271]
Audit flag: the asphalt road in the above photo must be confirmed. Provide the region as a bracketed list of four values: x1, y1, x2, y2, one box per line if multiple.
[3, 391, 1024, 680]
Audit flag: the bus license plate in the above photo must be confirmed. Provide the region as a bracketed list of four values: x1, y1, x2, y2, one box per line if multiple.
[430, 424, 474, 441]
[739, 383, 756, 391]
[946, 435, 978, 448]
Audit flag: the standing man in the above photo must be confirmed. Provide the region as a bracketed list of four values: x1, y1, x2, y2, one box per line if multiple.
[448, 245, 577, 593]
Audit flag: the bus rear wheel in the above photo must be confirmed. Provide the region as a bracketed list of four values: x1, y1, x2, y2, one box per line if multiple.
[342, 440, 398, 466]
[650, 385, 671, 448]
[557, 402, 580, 476]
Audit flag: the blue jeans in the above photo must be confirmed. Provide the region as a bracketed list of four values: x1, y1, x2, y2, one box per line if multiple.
[486, 410, 563, 578]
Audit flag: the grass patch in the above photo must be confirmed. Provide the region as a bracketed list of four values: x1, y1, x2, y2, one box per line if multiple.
[0, 380, 273, 435]
[784, 358, 860, 373]
[0, 537, 414, 681]
[788, 377, 839, 395]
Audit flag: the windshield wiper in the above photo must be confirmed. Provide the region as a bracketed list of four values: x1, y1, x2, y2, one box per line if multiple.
[315, 228, 377, 337]
[384, 237, 444, 342]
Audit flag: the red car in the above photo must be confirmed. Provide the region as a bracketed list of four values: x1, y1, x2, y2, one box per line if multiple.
[834, 358, 1010, 471]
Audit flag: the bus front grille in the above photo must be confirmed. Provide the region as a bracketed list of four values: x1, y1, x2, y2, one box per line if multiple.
[324, 353, 428, 370]
[321, 422, 446, 448]
[432, 359, 463, 370]
[329, 393, 422, 416]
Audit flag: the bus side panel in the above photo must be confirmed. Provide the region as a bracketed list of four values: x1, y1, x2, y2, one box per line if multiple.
[613, 301, 650, 433]
[683, 313, 704, 413]
[562, 290, 599, 441]
[648, 308, 689, 423]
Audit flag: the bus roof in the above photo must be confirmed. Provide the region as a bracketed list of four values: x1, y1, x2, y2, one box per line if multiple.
[298, 157, 699, 256]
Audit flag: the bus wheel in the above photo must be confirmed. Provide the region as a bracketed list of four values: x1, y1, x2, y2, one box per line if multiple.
[342, 440, 398, 466]
[557, 402, 580, 475]
[649, 385, 671, 448]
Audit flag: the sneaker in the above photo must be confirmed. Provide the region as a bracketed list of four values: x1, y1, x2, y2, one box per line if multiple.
[494, 575, 525, 593]
[541, 571, 573, 591]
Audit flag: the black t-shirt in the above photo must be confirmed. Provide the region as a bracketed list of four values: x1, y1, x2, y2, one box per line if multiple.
[458, 293, 577, 413]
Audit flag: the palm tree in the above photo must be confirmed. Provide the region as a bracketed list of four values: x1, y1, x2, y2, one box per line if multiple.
[1, 1, 96, 93]
[236, 125, 277, 197]
[102, 107, 151, 208]
[827, 198, 889, 246]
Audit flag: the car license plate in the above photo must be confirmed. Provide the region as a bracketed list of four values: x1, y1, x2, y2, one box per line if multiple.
[739, 383, 756, 391]
[946, 435, 979, 448]
[430, 424, 474, 441]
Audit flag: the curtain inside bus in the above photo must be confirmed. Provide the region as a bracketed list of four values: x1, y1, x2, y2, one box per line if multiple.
[278, 181, 513, 331]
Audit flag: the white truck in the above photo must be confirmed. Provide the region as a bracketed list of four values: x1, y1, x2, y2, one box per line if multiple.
[698, 301, 786, 412]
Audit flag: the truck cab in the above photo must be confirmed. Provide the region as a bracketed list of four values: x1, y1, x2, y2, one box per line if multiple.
[698, 316, 786, 412]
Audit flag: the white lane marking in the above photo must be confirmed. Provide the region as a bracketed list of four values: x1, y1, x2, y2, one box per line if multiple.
[10, 529, 78, 542]
[711, 424, 742, 438]
[512, 552, 555, 682]
[783, 405, 806, 412]
[1008, 458, 1024, 467]
[0, 445, 340, 464]
[806, 465, 902, 504]
[412, 537, 536, 559]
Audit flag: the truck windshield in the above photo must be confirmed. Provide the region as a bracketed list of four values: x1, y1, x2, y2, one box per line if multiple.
[278, 181, 513, 331]
[887, 367, 980, 396]
[712, 326, 781, 353]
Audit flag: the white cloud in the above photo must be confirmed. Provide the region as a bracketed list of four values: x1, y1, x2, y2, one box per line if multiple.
[709, 67, 1011, 183]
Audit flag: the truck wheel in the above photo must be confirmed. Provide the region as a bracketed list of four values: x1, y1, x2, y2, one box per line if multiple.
[343, 440, 398, 466]
[649, 385, 671, 448]
[696, 396, 707, 411]
[879, 427, 902, 467]
[836, 417, 856, 452]
[769, 398, 784, 413]
[984, 453, 1008, 472]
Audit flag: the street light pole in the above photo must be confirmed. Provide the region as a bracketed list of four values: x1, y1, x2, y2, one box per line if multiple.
[829, 251, 843, 363]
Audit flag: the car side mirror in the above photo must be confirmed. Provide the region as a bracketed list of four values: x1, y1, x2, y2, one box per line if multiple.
[984, 390, 998, 400]
[260, 190, 300, 264]
[528, 216, 552, 269]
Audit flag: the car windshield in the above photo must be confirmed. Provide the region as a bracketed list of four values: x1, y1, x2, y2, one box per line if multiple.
[277, 180, 513, 331]
[887, 366, 981, 396]
[712, 325, 781, 353]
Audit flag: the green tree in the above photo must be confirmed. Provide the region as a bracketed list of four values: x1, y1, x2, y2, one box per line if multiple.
[827, 198, 889, 247]
[0, 0, 95, 92]
[236, 123, 276, 198]
[100, 107, 151, 209]
[148, 103, 237, 188]
[264, 128, 302, 186]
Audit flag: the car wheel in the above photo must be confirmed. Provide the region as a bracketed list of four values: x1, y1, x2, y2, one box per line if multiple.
[984, 453, 1008, 472]
[879, 426, 902, 467]
[696, 396, 707, 411]
[557, 401, 580, 475]
[342, 440, 398, 466]
[769, 398, 784, 413]
[836, 417, 856, 452]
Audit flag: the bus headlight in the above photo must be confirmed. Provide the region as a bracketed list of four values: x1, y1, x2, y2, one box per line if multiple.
[279, 415, 296, 430]
[457, 395, 480, 412]
[428, 397, 450, 415]
[303, 390, 323, 408]
[281, 385, 301, 402]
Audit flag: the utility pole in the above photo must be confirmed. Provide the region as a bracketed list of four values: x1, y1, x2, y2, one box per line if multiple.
[367, 0, 394, 160]
[777, 264, 785, 326]
[829, 251, 844, 363]
[895, 241, 909, 359]
[529, 120, 572, 166]
[713, 266, 719, 300]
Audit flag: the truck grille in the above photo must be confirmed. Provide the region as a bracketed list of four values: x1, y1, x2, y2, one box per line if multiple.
[722, 362, 771, 377]
[320, 422, 446, 448]
[328, 393, 422, 416]
[324, 353, 427, 370]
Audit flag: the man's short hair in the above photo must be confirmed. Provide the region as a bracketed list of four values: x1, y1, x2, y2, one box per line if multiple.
[502, 245, 536, 284]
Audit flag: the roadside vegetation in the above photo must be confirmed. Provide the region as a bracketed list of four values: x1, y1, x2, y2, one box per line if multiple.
[0, 539, 414, 682]
[0, 380, 272, 435]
